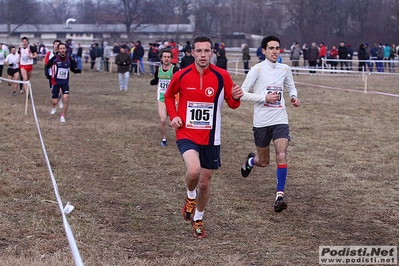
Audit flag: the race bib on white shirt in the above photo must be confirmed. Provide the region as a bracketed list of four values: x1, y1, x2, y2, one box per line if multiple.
[158, 78, 170, 93]
[264, 85, 283, 108]
[186, 101, 214, 129]
[57, 67, 69, 79]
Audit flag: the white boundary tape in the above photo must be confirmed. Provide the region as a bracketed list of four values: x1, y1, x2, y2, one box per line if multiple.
[0, 77, 84, 266]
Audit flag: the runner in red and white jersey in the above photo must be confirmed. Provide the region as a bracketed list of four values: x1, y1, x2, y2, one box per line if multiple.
[18, 36, 37, 94]
[164, 35, 243, 239]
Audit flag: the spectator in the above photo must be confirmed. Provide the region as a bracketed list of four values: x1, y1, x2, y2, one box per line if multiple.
[389, 43, 396, 72]
[383, 43, 390, 69]
[357, 43, 367, 72]
[302, 43, 308, 67]
[76, 43, 82, 70]
[89, 43, 97, 70]
[329, 44, 339, 72]
[364, 42, 373, 72]
[318, 42, 327, 68]
[180, 49, 195, 69]
[370, 43, 379, 71]
[170, 41, 179, 66]
[347, 43, 354, 70]
[338, 41, 349, 71]
[148, 43, 160, 75]
[256, 45, 265, 62]
[216, 42, 227, 69]
[241, 43, 250, 74]
[115, 45, 132, 91]
[103, 41, 111, 72]
[376, 43, 384, 72]
[290, 42, 301, 74]
[112, 43, 120, 55]
[136, 40, 145, 74]
[308, 42, 319, 74]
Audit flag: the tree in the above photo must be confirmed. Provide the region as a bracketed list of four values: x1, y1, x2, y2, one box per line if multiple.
[42, 0, 77, 24]
[114, 0, 151, 39]
[0, 0, 41, 37]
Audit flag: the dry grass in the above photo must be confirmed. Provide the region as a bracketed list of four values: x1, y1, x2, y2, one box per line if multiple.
[1, 61, 399, 266]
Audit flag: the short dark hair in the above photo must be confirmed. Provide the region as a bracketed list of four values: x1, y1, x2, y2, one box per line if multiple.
[192, 35, 213, 50]
[22, 36, 28, 41]
[53, 39, 61, 44]
[159, 48, 173, 58]
[261, 35, 280, 49]
[58, 43, 66, 49]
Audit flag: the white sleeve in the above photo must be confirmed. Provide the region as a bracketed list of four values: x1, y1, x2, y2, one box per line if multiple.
[240, 66, 265, 103]
[284, 68, 298, 98]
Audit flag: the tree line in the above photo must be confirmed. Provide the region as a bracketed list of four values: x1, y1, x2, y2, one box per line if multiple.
[1, 0, 398, 47]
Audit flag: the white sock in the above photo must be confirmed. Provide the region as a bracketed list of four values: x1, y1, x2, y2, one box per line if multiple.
[276, 191, 284, 199]
[187, 189, 196, 200]
[193, 209, 204, 221]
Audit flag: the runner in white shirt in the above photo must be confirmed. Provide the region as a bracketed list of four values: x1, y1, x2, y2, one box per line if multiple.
[239, 35, 301, 213]
[4, 46, 20, 95]
[18, 36, 38, 94]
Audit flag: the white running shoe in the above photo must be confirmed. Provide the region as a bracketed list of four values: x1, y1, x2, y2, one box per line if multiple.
[50, 108, 57, 115]
[58, 98, 63, 109]
[60, 116, 66, 123]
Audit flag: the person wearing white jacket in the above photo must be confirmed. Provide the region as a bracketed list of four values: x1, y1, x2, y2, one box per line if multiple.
[239, 35, 301, 213]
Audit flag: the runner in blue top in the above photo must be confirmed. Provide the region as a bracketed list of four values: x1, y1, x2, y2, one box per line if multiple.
[45, 43, 81, 123]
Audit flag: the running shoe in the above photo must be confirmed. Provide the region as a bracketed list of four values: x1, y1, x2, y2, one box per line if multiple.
[50, 108, 57, 115]
[19, 89, 23, 94]
[192, 219, 206, 238]
[274, 195, 287, 213]
[161, 139, 167, 146]
[13, 91, 16, 96]
[182, 197, 196, 221]
[60, 116, 66, 123]
[241, 152, 255, 178]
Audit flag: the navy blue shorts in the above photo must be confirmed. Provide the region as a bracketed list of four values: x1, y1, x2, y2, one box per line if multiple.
[253, 124, 291, 148]
[51, 83, 69, 98]
[176, 139, 221, 170]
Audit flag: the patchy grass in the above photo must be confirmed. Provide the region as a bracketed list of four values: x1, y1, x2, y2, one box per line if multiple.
[0, 61, 398, 266]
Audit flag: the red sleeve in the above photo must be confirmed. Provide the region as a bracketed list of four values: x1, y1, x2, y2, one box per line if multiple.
[223, 72, 240, 109]
[164, 71, 181, 120]
[44, 51, 50, 64]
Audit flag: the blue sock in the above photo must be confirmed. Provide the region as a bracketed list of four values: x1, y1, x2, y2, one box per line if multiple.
[276, 164, 287, 193]
[248, 157, 255, 167]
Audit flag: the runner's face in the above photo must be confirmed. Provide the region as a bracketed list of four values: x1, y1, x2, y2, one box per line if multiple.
[53, 42, 60, 51]
[58, 45, 67, 56]
[193, 42, 212, 68]
[262, 40, 280, 63]
[11, 48, 16, 54]
[22, 39, 28, 48]
[161, 52, 172, 66]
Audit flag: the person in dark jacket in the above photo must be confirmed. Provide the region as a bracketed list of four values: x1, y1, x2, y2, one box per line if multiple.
[216, 43, 227, 69]
[347, 43, 354, 70]
[180, 49, 195, 69]
[302, 43, 308, 67]
[89, 43, 97, 70]
[132, 41, 144, 74]
[148, 43, 160, 75]
[357, 44, 367, 72]
[115, 45, 132, 91]
[307, 42, 319, 73]
[338, 41, 349, 71]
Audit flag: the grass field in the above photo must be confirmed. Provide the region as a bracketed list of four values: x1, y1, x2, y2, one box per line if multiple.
[0, 60, 398, 266]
